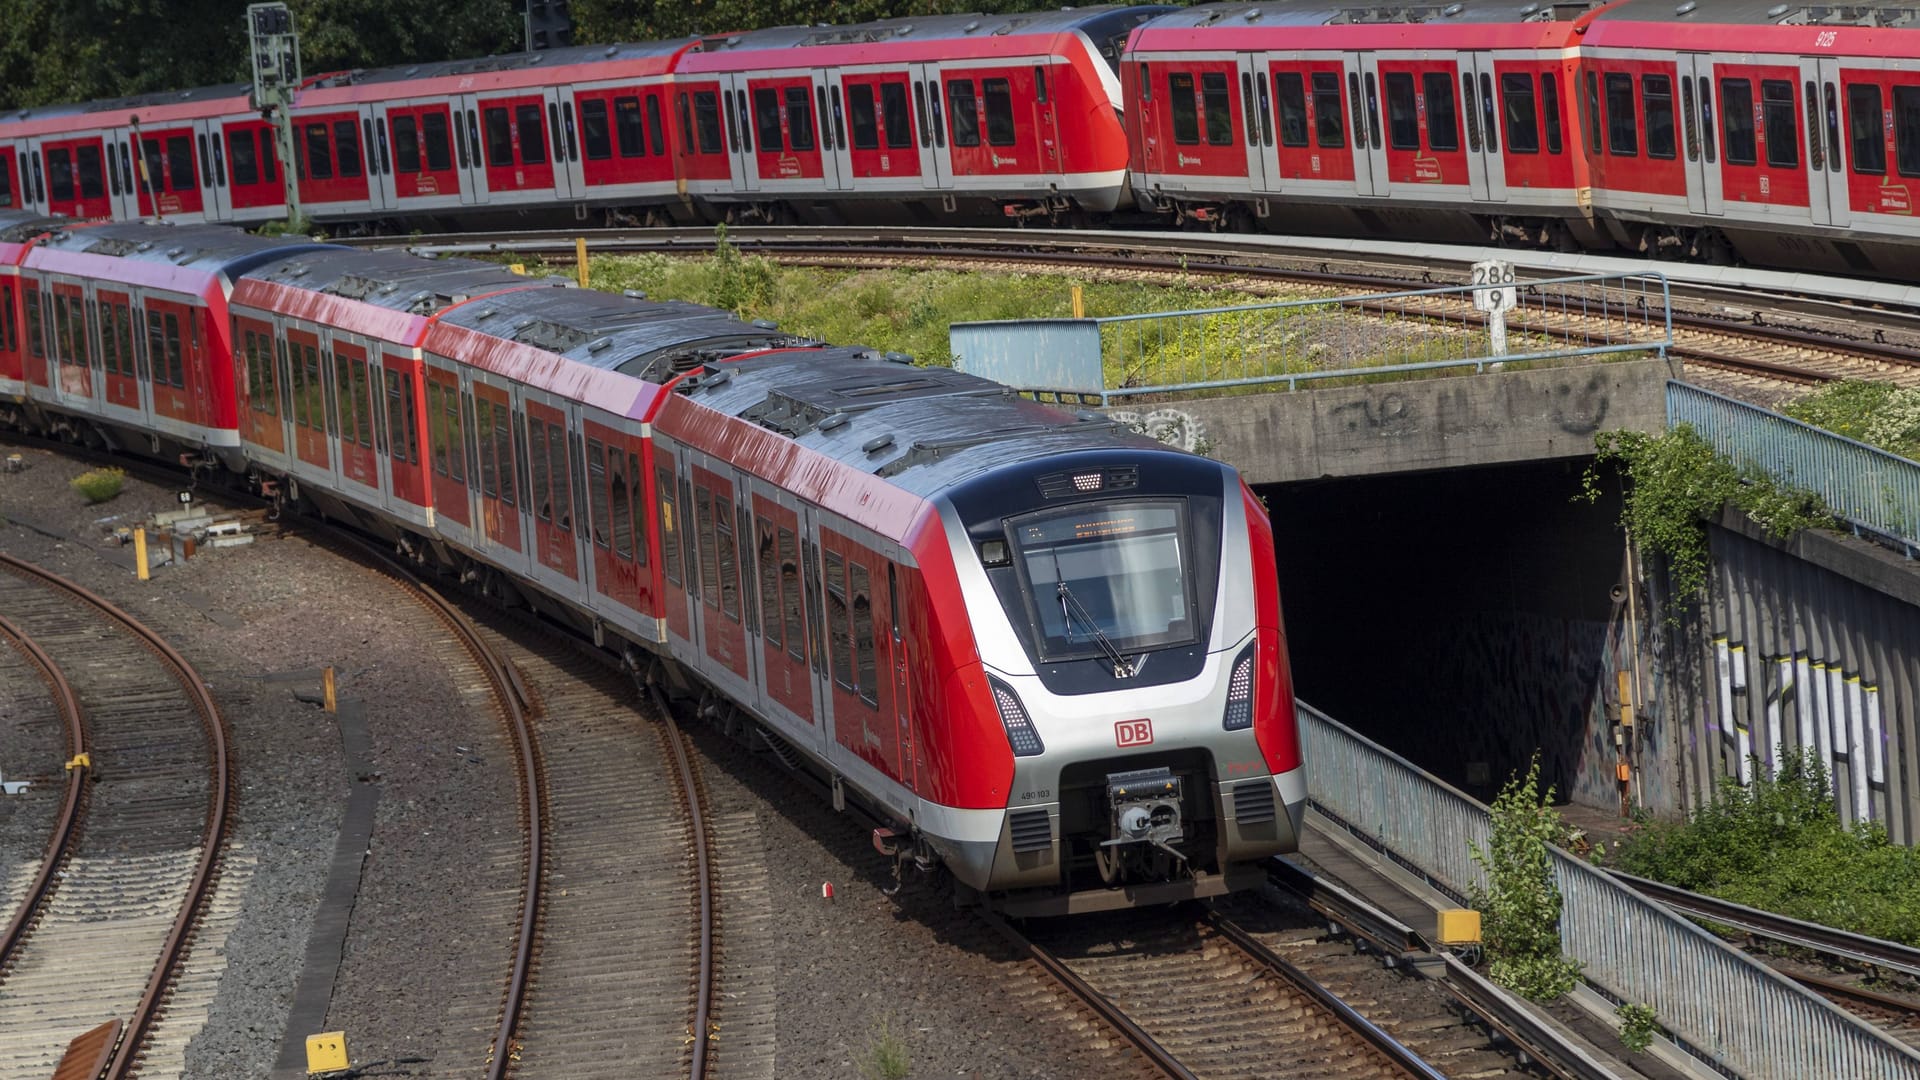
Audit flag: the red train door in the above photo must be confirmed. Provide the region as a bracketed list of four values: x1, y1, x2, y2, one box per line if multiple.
[472, 92, 559, 198]
[1375, 57, 1470, 189]
[332, 341, 381, 493]
[840, 69, 922, 182]
[1269, 60, 1359, 185]
[1350, 56, 1390, 196]
[753, 493, 813, 725]
[0, 146, 17, 210]
[1677, 56, 1725, 216]
[473, 382, 523, 554]
[583, 421, 649, 612]
[48, 282, 92, 404]
[654, 446, 693, 645]
[284, 329, 330, 469]
[1804, 57, 1847, 228]
[691, 463, 750, 681]
[820, 530, 898, 782]
[719, 75, 762, 194]
[523, 399, 577, 578]
[383, 101, 464, 208]
[1237, 55, 1276, 193]
[221, 123, 284, 216]
[423, 364, 470, 528]
[135, 128, 204, 217]
[235, 319, 282, 454]
[818, 71, 852, 191]
[380, 354, 427, 511]
[1459, 54, 1505, 202]
[98, 290, 137, 412]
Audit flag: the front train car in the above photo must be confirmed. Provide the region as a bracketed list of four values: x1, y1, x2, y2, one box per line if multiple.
[917, 433, 1300, 914]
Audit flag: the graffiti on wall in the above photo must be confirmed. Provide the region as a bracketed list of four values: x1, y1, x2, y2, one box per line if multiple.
[1712, 637, 1887, 824]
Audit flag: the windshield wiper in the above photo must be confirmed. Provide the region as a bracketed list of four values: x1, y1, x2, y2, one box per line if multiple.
[1058, 581, 1137, 678]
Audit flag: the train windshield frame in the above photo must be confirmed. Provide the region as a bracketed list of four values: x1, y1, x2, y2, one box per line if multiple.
[1003, 497, 1197, 663]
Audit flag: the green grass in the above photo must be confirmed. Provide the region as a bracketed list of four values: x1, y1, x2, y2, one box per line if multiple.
[69, 467, 125, 504]
[1783, 380, 1920, 461]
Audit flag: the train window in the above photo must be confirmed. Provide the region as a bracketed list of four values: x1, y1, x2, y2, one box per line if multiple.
[645, 96, 665, 156]
[495, 406, 515, 504]
[1475, 73, 1496, 153]
[47, 149, 74, 202]
[1428, 71, 1451, 151]
[305, 123, 334, 179]
[1242, 72, 1260, 147]
[229, 129, 260, 185]
[336, 119, 360, 178]
[787, 87, 816, 152]
[607, 96, 642, 159]
[166, 137, 194, 191]
[1698, 80, 1716, 163]
[914, 82, 932, 148]
[1848, 84, 1885, 174]
[985, 78, 1017, 147]
[164, 314, 184, 388]
[1760, 80, 1796, 169]
[1804, 82, 1824, 171]
[1460, 74, 1481, 153]
[580, 100, 611, 160]
[1256, 71, 1273, 146]
[1035, 65, 1048, 106]
[610, 451, 635, 558]
[77, 146, 104, 199]
[351, 362, 373, 447]
[391, 115, 421, 172]
[335, 359, 356, 444]
[1584, 71, 1602, 155]
[757, 521, 781, 647]
[476, 398, 498, 495]
[695, 486, 719, 607]
[547, 421, 569, 527]
[0, 159, 11, 207]
[260, 130, 278, 182]
[1824, 83, 1841, 173]
[1384, 73, 1418, 150]
[1605, 73, 1638, 156]
[1276, 73, 1309, 147]
[527, 415, 550, 513]
[886, 86, 919, 152]
[439, 386, 463, 482]
[297, 341, 317, 430]
[24, 287, 40, 359]
[0, 286, 13, 353]
[1896, 86, 1920, 176]
[716, 494, 740, 620]
[52, 294, 69, 362]
[1539, 73, 1562, 155]
[1139, 64, 1152, 102]
[752, 88, 784, 153]
[851, 561, 876, 707]
[850, 85, 879, 150]
[1365, 73, 1382, 148]
[305, 346, 324, 427]
[723, 90, 741, 153]
[1502, 73, 1539, 154]
[948, 79, 981, 147]
[587, 438, 610, 547]
[1202, 72, 1233, 147]
[1168, 73, 1199, 145]
[1644, 75, 1675, 160]
[1720, 79, 1755, 164]
[693, 91, 724, 155]
[677, 93, 694, 154]
[779, 527, 802, 660]
[103, 307, 123, 376]
[1681, 77, 1699, 161]
[825, 550, 853, 690]
[483, 108, 513, 167]
[383, 371, 404, 459]
[657, 466, 681, 584]
[197, 134, 213, 187]
[516, 104, 547, 166]
[1308, 73, 1343, 149]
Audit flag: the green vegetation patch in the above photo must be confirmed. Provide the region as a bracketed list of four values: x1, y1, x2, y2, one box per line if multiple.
[1783, 380, 1920, 461]
[69, 466, 125, 504]
[1470, 757, 1582, 1001]
[1614, 750, 1920, 947]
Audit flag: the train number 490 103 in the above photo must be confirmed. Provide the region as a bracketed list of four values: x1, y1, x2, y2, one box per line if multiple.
[1115, 718, 1154, 748]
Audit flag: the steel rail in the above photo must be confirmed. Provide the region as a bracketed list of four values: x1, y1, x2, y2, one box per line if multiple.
[0, 613, 90, 974]
[0, 551, 234, 1080]
[646, 683, 716, 1080]
[976, 910, 1200, 1080]
[1614, 871, 1920, 982]
[314, 533, 546, 1080]
[1201, 905, 1448, 1080]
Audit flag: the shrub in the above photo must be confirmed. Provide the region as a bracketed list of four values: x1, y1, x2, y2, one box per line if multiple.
[1469, 757, 1583, 1001]
[70, 467, 126, 504]
[1783, 380, 1920, 460]
[1617, 1002, 1659, 1053]
[858, 1015, 910, 1080]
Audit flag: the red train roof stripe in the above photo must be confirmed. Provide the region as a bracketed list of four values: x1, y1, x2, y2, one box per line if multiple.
[22, 249, 222, 299]
[297, 48, 695, 107]
[677, 31, 1081, 73]
[1127, 24, 1581, 51]
[423, 322, 661, 416]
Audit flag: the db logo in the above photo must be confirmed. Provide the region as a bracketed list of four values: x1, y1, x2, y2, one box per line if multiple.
[1115, 719, 1154, 748]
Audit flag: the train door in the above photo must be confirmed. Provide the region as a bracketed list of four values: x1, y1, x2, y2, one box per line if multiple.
[1238, 54, 1276, 193]
[718, 74, 762, 194]
[0, 145, 18, 211]
[522, 397, 578, 584]
[193, 119, 233, 222]
[1460, 55, 1505, 202]
[819, 70, 852, 191]
[752, 491, 814, 726]
[106, 134, 140, 220]
[359, 106, 396, 213]
[910, 63, 956, 191]
[47, 280, 92, 407]
[331, 339, 383, 497]
[1678, 56, 1725, 215]
[800, 506, 833, 756]
[97, 289, 138, 415]
[542, 88, 578, 200]
[383, 101, 464, 209]
[18, 139, 47, 213]
[452, 95, 490, 207]
[654, 445, 694, 647]
[473, 381, 524, 557]
[883, 561, 911, 790]
[1806, 57, 1848, 227]
[1349, 56, 1388, 196]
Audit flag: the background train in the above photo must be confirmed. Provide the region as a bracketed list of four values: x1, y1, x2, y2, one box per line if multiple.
[4, 0, 1919, 279]
[0, 209, 1304, 915]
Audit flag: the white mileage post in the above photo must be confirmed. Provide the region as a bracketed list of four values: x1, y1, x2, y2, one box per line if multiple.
[1471, 259, 1519, 357]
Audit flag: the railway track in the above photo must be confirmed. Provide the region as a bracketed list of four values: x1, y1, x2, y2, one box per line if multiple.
[1616, 872, 1920, 1050]
[468, 617, 741, 1079]
[986, 902, 1446, 1080]
[383, 225, 1920, 397]
[0, 553, 230, 1080]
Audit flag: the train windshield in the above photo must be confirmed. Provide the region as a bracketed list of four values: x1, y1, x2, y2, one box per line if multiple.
[1007, 499, 1195, 662]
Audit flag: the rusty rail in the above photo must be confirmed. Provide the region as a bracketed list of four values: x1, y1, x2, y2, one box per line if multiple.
[647, 683, 716, 1080]
[0, 612, 90, 973]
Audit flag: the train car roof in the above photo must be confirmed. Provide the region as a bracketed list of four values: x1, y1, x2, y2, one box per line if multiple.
[677, 349, 1167, 499]
[0, 213, 67, 245]
[243, 248, 552, 315]
[1142, 0, 1588, 27]
[300, 38, 696, 106]
[1581, 0, 1920, 51]
[432, 284, 808, 382]
[684, 6, 1167, 62]
[1589, 0, 1920, 24]
[2, 84, 250, 139]
[1128, 0, 1593, 48]
[28, 222, 332, 276]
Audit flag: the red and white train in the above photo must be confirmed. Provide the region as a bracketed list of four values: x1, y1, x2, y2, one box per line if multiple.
[0, 210, 1305, 914]
[5, 1, 1920, 277]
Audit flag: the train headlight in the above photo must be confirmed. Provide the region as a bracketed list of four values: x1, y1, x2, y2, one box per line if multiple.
[1222, 642, 1256, 731]
[989, 677, 1046, 757]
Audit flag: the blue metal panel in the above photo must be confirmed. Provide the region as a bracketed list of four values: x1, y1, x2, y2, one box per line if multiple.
[1668, 381, 1920, 558]
[950, 318, 1105, 396]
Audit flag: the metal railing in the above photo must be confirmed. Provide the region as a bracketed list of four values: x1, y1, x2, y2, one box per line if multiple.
[951, 272, 1672, 404]
[1669, 381, 1920, 558]
[1297, 700, 1920, 1080]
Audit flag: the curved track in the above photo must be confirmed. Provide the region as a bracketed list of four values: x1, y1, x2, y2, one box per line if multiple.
[0, 552, 230, 1080]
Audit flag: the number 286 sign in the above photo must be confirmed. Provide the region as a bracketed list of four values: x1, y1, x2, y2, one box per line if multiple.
[1472, 260, 1518, 314]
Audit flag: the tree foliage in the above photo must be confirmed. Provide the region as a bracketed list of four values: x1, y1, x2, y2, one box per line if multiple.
[1469, 757, 1583, 1002]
